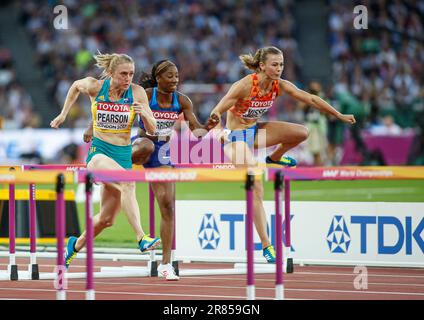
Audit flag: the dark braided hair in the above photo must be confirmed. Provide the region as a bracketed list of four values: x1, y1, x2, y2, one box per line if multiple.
[139, 59, 176, 88]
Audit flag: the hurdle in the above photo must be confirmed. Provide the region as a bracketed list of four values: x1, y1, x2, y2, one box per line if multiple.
[266, 165, 424, 270]
[0, 170, 76, 299]
[14, 163, 293, 274]
[1, 167, 277, 300]
[7, 164, 85, 281]
[93, 162, 292, 300]
[77, 167, 269, 300]
[1, 165, 293, 300]
[18, 164, 171, 278]
[8, 167, 18, 281]
[171, 163, 293, 274]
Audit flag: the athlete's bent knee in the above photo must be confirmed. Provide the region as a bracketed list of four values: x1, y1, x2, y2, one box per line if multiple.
[132, 139, 155, 164]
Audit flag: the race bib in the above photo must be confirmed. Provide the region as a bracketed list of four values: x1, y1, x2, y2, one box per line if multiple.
[151, 110, 179, 136]
[96, 102, 132, 131]
[241, 100, 274, 119]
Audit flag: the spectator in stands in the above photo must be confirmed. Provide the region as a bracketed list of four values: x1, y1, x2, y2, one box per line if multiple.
[18, 0, 300, 125]
[369, 114, 402, 136]
[302, 81, 329, 166]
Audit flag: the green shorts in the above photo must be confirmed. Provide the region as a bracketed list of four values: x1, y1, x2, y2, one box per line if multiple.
[86, 137, 132, 169]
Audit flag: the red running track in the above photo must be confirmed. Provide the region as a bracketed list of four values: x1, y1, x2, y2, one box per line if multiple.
[0, 257, 423, 300]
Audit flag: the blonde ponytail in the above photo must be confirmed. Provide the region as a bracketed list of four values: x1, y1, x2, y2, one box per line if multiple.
[239, 52, 260, 71]
[239, 46, 283, 71]
[94, 52, 134, 79]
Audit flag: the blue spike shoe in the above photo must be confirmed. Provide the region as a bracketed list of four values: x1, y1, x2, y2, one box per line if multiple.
[263, 245, 276, 263]
[64, 236, 78, 269]
[266, 155, 297, 167]
[138, 234, 161, 253]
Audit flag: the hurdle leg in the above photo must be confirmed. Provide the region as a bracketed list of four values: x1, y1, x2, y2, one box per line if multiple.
[245, 173, 255, 300]
[275, 171, 284, 300]
[85, 173, 95, 300]
[148, 184, 158, 277]
[284, 177, 294, 274]
[171, 183, 179, 276]
[28, 183, 39, 280]
[8, 182, 18, 281]
[55, 174, 66, 300]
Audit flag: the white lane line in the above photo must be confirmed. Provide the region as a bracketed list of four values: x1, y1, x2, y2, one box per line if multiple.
[293, 271, 424, 279]
[0, 298, 36, 300]
[0, 287, 275, 300]
[65, 278, 424, 291]
[0, 285, 422, 299]
[286, 288, 424, 296]
[6, 277, 424, 291]
[175, 273, 424, 281]
[1, 261, 422, 273]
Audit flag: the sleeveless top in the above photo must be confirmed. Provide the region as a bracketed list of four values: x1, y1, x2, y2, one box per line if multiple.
[91, 79, 136, 134]
[230, 73, 280, 120]
[139, 87, 182, 137]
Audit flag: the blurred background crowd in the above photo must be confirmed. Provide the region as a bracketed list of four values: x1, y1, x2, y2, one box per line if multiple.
[1, 0, 423, 165]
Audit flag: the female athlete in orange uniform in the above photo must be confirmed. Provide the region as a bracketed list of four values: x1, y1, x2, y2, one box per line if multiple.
[210, 46, 355, 262]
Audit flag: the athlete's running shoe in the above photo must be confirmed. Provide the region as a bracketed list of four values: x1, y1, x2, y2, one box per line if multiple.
[138, 234, 161, 253]
[64, 236, 78, 269]
[157, 263, 180, 281]
[263, 245, 276, 263]
[266, 155, 297, 167]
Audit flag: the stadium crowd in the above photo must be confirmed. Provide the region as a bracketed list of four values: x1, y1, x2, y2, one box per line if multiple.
[327, 0, 424, 164]
[1, 0, 423, 164]
[0, 46, 38, 129]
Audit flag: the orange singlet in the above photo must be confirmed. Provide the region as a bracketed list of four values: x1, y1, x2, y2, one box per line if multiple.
[230, 73, 280, 120]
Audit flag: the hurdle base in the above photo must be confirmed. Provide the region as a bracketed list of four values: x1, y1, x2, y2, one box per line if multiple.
[29, 264, 39, 280]
[286, 258, 294, 274]
[247, 285, 255, 300]
[172, 261, 179, 276]
[234, 262, 289, 273]
[86, 289, 95, 300]
[57, 290, 66, 300]
[8, 265, 18, 281]
[275, 284, 284, 300]
[149, 260, 158, 277]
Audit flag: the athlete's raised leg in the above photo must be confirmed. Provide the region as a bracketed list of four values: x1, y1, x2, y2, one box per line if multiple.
[256, 121, 309, 165]
[132, 137, 155, 165]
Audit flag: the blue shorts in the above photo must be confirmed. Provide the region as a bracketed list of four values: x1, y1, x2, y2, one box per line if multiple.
[224, 124, 258, 149]
[143, 140, 173, 168]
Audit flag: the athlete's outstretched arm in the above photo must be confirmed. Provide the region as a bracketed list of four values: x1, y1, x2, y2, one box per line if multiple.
[132, 85, 157, 135]
[180, 94, 219, 138]
[280, 80, 356, 124]
[50, 77, 98, 128]
[209, 79, 247, 124]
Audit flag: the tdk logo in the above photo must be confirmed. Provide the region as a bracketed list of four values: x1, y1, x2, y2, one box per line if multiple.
[328, 215, 424, 255]
[198, 213, 221, 249]
[199, 213, 295, 251]
[327, 216, 351, 253]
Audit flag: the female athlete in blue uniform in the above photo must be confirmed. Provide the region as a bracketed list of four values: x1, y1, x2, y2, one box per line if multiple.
[134, 60, 219, 279]
[85, 60, 219, 279]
